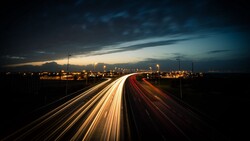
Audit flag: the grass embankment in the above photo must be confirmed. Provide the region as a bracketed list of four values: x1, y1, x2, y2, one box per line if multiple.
[143, 73, 250, 140]
[0, 75, 105, 138]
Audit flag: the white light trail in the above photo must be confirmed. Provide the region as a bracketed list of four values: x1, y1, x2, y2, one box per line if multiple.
[3, 74, 135, 141]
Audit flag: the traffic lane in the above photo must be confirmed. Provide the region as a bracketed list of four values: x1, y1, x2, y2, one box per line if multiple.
[141, 78, 226, 140]
[125, 75, 189, 141]
[69, 74, 135, 141]
[125, 81, 166, 141]
[2, 78, 113, 141]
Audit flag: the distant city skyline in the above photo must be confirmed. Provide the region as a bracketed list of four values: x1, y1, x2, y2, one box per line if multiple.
[1, 0, 249, 72]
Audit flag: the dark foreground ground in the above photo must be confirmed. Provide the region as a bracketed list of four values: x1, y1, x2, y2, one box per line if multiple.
[0, 72, 249, 140]
[145, 73, 250, 141]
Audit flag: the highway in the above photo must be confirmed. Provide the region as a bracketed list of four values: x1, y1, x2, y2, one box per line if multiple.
[124, 74, 227, 141]
[2, 74, 134, 141]
[2, 73, 227, 141]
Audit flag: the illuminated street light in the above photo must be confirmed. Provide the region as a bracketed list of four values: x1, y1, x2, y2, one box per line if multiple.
[156, 64, 160, 73]
[176, 57, 182, 99]
[103, 65, 106, 71]
[94, 62, 98, 72]
[66, 52, 71, 95]
[156, 64, 160, 84]
[85, 71, 88, 85]
[103, 65, 106, 72]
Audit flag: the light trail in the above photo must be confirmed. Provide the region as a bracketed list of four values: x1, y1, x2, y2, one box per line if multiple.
[77, 73, 134, 141]
[125, 74, 227, 141]
[2, 74, 135, 141]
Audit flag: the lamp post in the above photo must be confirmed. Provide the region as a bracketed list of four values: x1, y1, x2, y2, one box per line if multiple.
[85, 71, 88, 85]
[94, 62, 98, 72]
[156, 64, 160, 84]
[176, 58, 182, 99]
[156, 64, 160, 73]
[103, 65, 106, 72]
[93, 62, 98, 83]
[103, 65, 106, 78]
[66, 53, 71, 95]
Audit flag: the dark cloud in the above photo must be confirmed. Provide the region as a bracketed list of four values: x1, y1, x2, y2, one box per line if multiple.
[0, 0, 249, 71]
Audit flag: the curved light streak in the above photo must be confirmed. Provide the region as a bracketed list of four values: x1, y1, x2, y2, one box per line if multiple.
[2, 74, 135, 141]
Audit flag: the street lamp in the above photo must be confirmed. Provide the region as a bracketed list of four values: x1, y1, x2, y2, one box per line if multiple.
[85, 71, 88, 85]
[93, 62, 98, 72]
[103, 65, 106, 72]
[149, 66, 152, 72]
[156, 64, 160, 84]
[66, 52, 71, 95]
[176, 58, 182, 99]
[103, 65, 106, 78]
[156, 64, 160, 73]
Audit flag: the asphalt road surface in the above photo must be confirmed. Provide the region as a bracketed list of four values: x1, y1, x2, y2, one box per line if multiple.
[2, 73, 229, 141]
[124, 74, 228, 141]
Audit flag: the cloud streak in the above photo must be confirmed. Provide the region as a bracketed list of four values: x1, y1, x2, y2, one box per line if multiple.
[88, 38, 190, 56]
[206, 50, 231, 54]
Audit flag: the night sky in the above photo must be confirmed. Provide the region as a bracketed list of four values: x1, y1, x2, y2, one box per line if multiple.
[1, 0, 249, 72]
